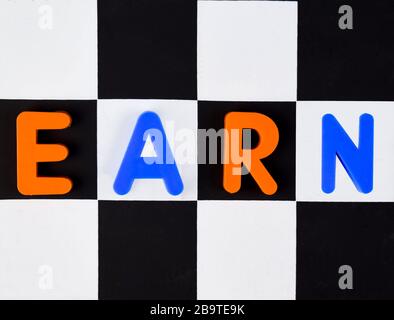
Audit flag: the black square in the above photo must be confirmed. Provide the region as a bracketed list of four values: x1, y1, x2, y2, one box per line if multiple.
[297, 202, 394, 300]
[98, 0, 197, 100]
[0, 100, 97, 199]
[198, 101, 296, 200]
[298, 0, 394, 101]
[99, 201, 197, 300]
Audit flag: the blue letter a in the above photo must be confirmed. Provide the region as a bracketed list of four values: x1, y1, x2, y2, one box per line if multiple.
[322, 113, 374, 194]
[114, 111, 183, 196]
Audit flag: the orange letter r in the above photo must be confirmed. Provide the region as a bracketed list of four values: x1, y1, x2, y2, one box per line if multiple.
[223, 112, 279, 195]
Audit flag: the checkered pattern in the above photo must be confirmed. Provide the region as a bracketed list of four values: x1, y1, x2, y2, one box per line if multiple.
[0, 0, 394, 300]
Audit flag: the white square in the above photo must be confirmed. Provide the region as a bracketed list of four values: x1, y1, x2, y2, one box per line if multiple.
[98, 100, 197, 201]
[0, 0, 97, 99]
[197, 201, 296, 300]
[0, 200, 98, 300]
[197, 0, 297, 102]
[297, 101, 394, 202]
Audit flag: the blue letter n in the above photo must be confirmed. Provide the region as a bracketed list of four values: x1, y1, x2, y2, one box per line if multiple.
[322, 113, 374, 194]
[114, 111, 183, 196]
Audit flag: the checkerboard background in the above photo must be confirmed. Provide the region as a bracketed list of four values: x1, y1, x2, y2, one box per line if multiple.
[0, 0, 394, 300]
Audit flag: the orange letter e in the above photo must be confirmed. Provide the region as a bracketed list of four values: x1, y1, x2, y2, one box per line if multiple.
[17, 111, 72, 196]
